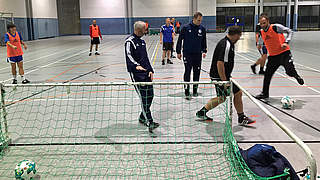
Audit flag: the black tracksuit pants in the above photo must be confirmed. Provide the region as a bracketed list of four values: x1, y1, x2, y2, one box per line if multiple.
[263, 50, 299, 95]
[183, 53, 202, 92]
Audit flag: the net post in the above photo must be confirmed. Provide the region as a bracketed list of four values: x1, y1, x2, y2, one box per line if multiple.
[0, 83, 10, 150]
[229, 79, 233, 131]
[230, 79, 317, 180]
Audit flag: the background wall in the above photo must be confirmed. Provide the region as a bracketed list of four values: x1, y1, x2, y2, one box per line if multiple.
[0, 0, 29, 40]
[0, 0, 58, 41]
[80, 0, 126, 35]
[78, 0, 217, 35]
[32, 0, 59, 39]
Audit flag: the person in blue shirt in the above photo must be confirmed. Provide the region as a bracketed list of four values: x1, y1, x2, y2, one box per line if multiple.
[176, 12, 207, 100]
[160, 18, 174, 65]
[125, 21, 159, 133]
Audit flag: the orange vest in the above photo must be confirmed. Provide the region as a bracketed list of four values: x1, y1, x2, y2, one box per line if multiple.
[145, 23, 149, 29]
[176, 22, 180, 28]
[6, 32, 23, 58]
[91, 25, 100, 38]
[260, 24, 290, 56]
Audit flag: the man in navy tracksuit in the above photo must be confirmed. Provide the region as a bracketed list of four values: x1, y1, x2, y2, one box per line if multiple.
[176, 12, 207, 100]
[125, 21, 159, 133]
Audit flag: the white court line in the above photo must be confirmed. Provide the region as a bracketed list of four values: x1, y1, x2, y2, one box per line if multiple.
[1, 49, 90, 83]
[294, 62, 320, 74]
[150, 39, 160, 62]
[0, 46, 80, 72]
[237, 53, 320, 94]
[1, 41, 118, 83]
[6, 95, 320, 102]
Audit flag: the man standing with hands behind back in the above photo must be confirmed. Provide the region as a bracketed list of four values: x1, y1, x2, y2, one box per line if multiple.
[176, 12, 207, 100]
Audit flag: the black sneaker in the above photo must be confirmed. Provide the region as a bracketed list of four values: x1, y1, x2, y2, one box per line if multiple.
[185, 89, 191, 100]
[258, 70, 265, 75]
[167, 59, 173, 64]
[196, 111, 213, 121]
[251, 65, 256, 74]
[95, 52, 100, 55]
[295, 76, 304, 85]
[139, 118, 148, 126]
[162, 60, 165, 65]
[255, 93, 269, 100]
[149, 122, 160, 133]
[22, 79, 30, 84]
[89, 52, 92, 56]
[238, 116, 256, 125]
[12, 79, 17, 84]
[193, 88, 198, 97]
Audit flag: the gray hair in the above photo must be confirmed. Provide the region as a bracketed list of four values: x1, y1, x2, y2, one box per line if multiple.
[134, 21, 145, 31]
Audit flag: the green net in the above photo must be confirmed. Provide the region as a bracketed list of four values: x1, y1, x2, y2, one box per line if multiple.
[0, 82, 289, 179]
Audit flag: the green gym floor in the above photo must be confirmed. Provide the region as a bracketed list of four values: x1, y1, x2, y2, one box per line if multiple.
[0, 32, 319, 179]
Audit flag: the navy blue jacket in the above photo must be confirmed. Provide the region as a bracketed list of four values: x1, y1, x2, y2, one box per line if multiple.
[240, 144, 299, 180]
[125, 34, 154, 82]
[176, 22, 207, 55]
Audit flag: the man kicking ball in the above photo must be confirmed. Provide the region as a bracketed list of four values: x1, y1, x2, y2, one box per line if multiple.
[196, 26, 255, 125]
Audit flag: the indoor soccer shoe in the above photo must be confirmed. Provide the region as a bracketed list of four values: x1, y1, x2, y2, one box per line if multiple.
[185, 89, 191, 100]
[22, 79, 30, 84]
[251, 65, 256, 74]
[196, 111, 213, 121]
[12, 79, 17, 84]
[95, 52, 100, 55]
[258, 70, 265, 75]
[89, 52, 92, 56]
[149, 122, 159, 133]
[162, 60, 165, 65]
[167, 59, 173, 64]
[255, 92, 269, 100]
[295, 76, 304, 85]
[238, 116, 256, 125]
[139, 118, 148, 126]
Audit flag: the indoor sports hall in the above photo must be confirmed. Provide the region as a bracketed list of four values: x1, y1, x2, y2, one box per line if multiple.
[0, 0, 319, 179]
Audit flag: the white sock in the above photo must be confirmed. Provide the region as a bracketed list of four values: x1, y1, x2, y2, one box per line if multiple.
[21, 75, 25, 80]
[12, 75, 17, 80]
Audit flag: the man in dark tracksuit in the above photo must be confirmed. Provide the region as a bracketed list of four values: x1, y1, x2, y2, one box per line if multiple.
[176, 12, 207, 100]
[125, 21, 159, 133]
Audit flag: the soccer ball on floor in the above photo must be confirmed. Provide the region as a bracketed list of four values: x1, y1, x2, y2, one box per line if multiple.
[14, 160, 37, 180]
[281, 96, 295, 109]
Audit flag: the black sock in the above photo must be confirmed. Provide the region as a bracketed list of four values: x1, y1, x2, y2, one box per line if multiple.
[260, 67, 264, 71]
[252, 64, 257, 67]
[200, 106, 209, 113]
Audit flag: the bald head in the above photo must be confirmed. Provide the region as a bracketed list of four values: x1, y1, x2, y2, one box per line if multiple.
[93, 20, 97, 25]
[134, 21, 146, 37]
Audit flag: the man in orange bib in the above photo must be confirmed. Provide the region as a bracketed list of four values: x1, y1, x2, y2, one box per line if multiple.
[5, 24, 30, 84]
[89, 20, 102, 56]
[255, 14, 304, 99]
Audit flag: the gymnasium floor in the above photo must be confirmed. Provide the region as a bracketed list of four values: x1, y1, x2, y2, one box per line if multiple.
[0, 32, 319, 178]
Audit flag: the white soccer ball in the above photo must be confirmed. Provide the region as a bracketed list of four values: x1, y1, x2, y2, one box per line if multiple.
[281, 96, 295, 109]
[14, 160, 37, 180]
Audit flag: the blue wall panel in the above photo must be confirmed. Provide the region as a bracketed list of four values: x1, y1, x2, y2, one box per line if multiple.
[80, 18, 126, 35]
[36, 18, 59, 39]
[13, 18, 29, 41]
[80, 16, 216, 35]
[12, 18, 58, 41]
